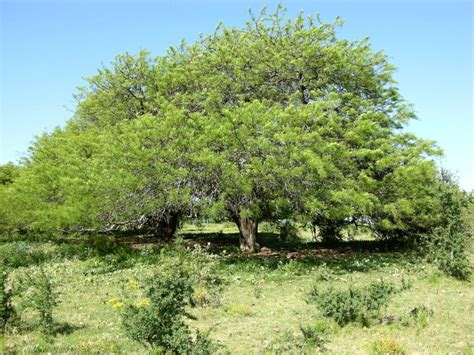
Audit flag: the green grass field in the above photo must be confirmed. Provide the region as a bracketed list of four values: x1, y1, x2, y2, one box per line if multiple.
[1, 224, 472, 354]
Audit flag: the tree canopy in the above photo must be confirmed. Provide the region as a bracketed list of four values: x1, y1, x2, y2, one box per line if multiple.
[0, 6, 449, 252]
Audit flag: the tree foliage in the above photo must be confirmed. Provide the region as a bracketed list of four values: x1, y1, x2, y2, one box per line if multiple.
[0, 6, 466, 259]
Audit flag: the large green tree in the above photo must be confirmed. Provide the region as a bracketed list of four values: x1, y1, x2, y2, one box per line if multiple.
[0, 6, 445, 252]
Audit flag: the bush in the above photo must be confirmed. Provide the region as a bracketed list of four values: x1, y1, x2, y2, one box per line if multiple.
[300, 320, 331, 351]
[15, 267, 59, 335]
[120, 270, 217, 353]
[267, 321, 331, 353]
[400, 306, 433, 330]
[423, 171, 472, 280]
[310, 280, 399, 326]
[159, 243, 224, 306]
[0, 242, 56, 269]
[278, 220, 300, 242]
[0, 268, 15, 333]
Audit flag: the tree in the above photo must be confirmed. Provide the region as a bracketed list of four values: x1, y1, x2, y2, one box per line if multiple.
[0, 6, 445, 252]
[156, 6, 440, 249]
[0, 163, 21, 186]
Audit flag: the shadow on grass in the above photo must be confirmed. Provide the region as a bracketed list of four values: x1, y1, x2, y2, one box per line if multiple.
[1, 230, 422, 276]
[179, 231, 422, 275]
[15, 320, 85, 336]
[50, 321, 85, 336]
[219, 252, 421, 275]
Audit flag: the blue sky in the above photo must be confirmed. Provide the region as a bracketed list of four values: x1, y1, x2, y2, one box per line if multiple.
[1, 0, 472, 190]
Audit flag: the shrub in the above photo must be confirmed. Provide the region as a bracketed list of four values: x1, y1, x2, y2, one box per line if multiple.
[278, 220, 300, 242]
[0, 268, 15, 333]
[300, 320, 331, 351]
[267, 321, 331, 353]
[423, 171, 472, 280]
[400, 306, 433, 330]
[310, 280, 398, 326]
[15, 267, 59, 335]
[158, 243, 224, 306]
[0, 242, 56, 269]
[120, 270, 217, 352]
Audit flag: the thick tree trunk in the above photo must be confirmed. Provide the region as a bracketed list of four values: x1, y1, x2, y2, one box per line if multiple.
[150, 213, 180, 241]
[232, 215, 258, 253]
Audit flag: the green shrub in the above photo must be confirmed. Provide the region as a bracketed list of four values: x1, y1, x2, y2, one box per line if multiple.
[120, 270, 217, 353]
[158, 244, 224, 306]
[267, 321, 330, 354]
[279, 220, 300, 242]
[0, 242, 56, 269]
[300, 320, 331, 351]
[310, 280, 398, 326]
[423, 171, 472, 280]
[400, 306, 433, 330]
[0, 268, 15, 333]
[15, 267, 59, 335]
[88, 235, 119, 256]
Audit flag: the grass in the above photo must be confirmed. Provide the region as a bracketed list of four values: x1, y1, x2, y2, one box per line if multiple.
[0, 224, 473, 354]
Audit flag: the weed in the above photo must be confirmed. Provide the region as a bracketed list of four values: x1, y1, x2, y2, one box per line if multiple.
[368, 338, 406, 354]
[253, 284, 263, 299]
[226, 304, 253, 316]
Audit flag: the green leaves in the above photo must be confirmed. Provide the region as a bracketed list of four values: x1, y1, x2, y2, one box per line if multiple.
[0, 5, 450, 250]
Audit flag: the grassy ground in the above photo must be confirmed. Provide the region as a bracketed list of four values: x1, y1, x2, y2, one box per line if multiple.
[0, 225, 472, 354]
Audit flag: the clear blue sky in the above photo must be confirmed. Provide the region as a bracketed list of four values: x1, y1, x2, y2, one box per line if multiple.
[1, 0, 472, 190]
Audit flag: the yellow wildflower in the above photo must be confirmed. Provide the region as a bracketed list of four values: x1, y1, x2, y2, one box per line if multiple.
[127, 279, 139, 289]
[107, 298, 119, 305]
[112, 302, 124, 309]
[136, 298, 151, 308]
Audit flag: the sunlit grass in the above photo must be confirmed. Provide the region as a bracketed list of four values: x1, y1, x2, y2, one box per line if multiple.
[0, 226, 472, 354]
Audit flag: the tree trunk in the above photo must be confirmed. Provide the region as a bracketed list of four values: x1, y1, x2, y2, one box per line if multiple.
[151, 213, 179, 241]
[232, 215, 258, 253]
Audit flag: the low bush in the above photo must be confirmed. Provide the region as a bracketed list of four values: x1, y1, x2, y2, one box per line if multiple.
[309, 280, 400, 326]
[400, 305, 433, 330]
[120, 270, 218, 353]
[14, 266, 59, 335]
[0, 242, 56, 269]
[267, 320, 331, 353]
[0, 267, 15, 334]
[158, 242, 224, 305]
[300, 320, 332, 351]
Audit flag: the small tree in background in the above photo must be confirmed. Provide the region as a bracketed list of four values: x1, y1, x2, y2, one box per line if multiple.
[423, 170, 472, 280]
